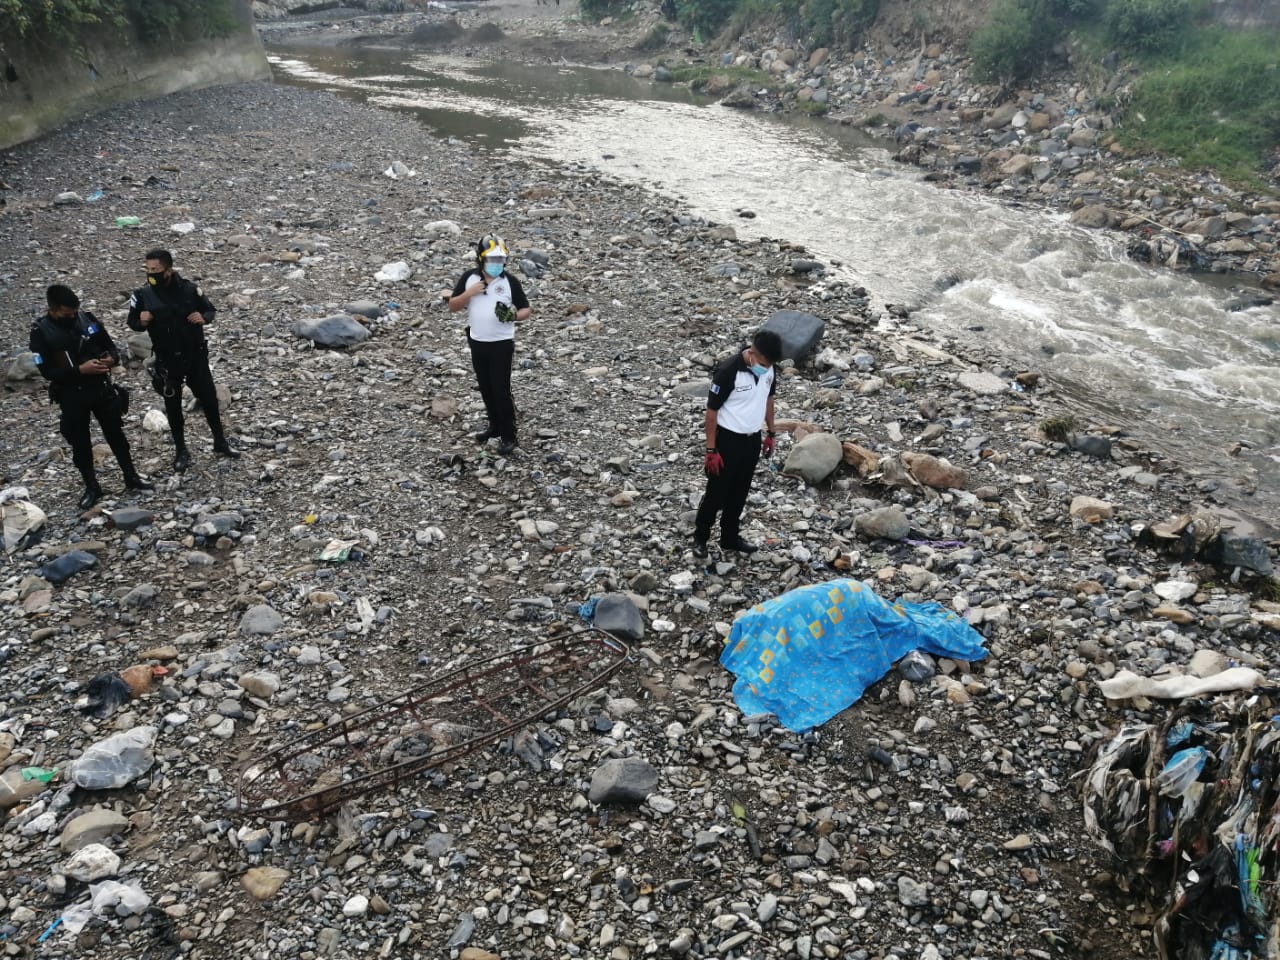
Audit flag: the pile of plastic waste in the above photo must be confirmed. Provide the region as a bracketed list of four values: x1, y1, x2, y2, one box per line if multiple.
[1083, 693, 1280, 959]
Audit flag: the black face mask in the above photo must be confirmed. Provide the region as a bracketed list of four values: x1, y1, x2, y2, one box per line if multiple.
[51, 311, 77, 327]
[147, 271, 168, 286]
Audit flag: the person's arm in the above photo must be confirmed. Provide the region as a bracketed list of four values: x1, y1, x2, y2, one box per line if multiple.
[509, 275, 532, 322]
[765, 395, 775, 435]
[86, 313, 120, 368]
[126, 290, 149, 331]
[190, 284, 216, 326]
[447, 272, 485, 313]
[703, 408, 718, 452]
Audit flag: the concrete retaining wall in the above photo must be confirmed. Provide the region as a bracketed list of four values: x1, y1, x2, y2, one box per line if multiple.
[0, 0, 269, 149]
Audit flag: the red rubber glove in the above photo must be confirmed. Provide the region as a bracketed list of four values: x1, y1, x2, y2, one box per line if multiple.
[762, 433, 776, 458]
[704, 450, 724, 477]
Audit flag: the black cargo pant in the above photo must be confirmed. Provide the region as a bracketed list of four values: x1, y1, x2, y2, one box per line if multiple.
[59, 387, 137, 485]
[467, 333, 516, 443]
[153, 350, 226, 452]
[695, 427, 761, 546]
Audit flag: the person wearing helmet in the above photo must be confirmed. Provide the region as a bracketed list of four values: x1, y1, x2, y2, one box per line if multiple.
[447, 235, 531, 456]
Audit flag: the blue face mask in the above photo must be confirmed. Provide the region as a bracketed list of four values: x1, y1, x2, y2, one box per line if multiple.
[751, 363, 770, 378]
[484, 262, 504, 278]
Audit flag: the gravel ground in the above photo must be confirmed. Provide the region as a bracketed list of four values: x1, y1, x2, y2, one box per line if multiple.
[1, 77, 1278, 960]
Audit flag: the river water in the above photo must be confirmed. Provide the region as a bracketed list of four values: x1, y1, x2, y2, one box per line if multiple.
[268, 44, 1280, 529]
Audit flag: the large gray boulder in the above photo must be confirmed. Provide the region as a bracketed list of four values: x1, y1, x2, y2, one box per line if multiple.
[782, 432, 843, 484]
[855, 506, 910, 541]
[592, 593, 645, 642]
[588, 757, 658, 805]
[762, 310, 825, 362]
[291, 314, 371, 348]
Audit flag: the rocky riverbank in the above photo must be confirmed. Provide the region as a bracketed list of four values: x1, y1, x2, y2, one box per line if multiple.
[257, 0, 1280, 289]
[0, 63, 1278, 960]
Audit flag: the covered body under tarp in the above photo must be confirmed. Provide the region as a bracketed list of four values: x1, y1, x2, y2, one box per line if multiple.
[720, 578, 988, 731]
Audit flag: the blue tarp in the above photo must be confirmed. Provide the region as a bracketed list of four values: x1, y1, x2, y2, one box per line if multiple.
[720, 578, 989, 731]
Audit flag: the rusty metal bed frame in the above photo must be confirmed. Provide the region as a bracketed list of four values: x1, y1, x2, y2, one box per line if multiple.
[236, 627, 632, 820]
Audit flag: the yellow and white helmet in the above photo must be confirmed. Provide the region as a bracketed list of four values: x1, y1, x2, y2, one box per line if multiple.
[476, 235, 509, 262]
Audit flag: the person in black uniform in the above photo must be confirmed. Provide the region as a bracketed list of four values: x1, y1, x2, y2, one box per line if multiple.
[693, 328, 783, 558]
[446, 236, 532, 456]
[30, 284, 153, 509]
[126, 249, 239, 473]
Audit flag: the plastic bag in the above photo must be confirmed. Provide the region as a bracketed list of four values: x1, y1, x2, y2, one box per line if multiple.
[1155, 746, 1208, 798]
[71, 725, 157, 790]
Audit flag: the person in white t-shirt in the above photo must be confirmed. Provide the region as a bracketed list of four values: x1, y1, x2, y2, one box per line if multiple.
[693, 328, 783, 558]
[447, 236, 532, 455]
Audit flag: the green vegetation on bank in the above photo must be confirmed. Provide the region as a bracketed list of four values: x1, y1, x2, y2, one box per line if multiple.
[665, 63, 773, 89]
[0, 0, 236, 48]
[969, 0, 1207, 82]
[1121, 28, 1280, 185]
[969, 0, 1278, 182]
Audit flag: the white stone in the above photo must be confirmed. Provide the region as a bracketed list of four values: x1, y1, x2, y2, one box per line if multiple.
[1154, 580, 1197, 602]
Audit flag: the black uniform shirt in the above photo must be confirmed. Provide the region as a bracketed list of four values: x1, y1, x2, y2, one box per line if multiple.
[126, 273, 216, 360]
[29, 311, 119, 400]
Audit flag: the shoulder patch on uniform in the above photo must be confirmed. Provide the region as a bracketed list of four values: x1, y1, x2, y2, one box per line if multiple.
[709, 383, 720, 395]
[194, 286, 202, 296]
[129, 294, 137, 308]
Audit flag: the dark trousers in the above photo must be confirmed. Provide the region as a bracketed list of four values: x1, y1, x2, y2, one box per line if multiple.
[59, 392, 137, 486]
[468, 334, 516, 442]
[156, 353, 225, 452]
[695, 428, 761, 545]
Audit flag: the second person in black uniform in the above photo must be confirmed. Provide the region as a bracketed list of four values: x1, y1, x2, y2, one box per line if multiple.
[30, 284, 153, 509]
[127, 248, 239, 472]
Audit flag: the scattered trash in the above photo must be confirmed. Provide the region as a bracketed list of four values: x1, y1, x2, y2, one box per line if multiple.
[77, 670, 143, 718]
[37, 549, 97, 585]
[21, 766, 59, 783]
[1138, 510, 1276, 578]
[1, 486, 46, 553]
[898, 650, 937, 683]
[85, 188, 105, 202]
[71, 725, 157, 790]
[720, 578, 988, 731]
[170, 221, 195, 234]
[383, 160, 417, 180]
[318, 538, 363, 562]
[374, 260, 412, 283]
[1082, 695, 1280, 960]
[89, 879, 151, 917]
[1097, 667, 1264, 701]
[114, 216, 141, 228]
[35, 917, 63, 943]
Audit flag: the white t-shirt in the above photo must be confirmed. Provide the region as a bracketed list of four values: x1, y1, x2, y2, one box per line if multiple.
[708, 352, 776, 435]
[452, 269, 529, 343]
